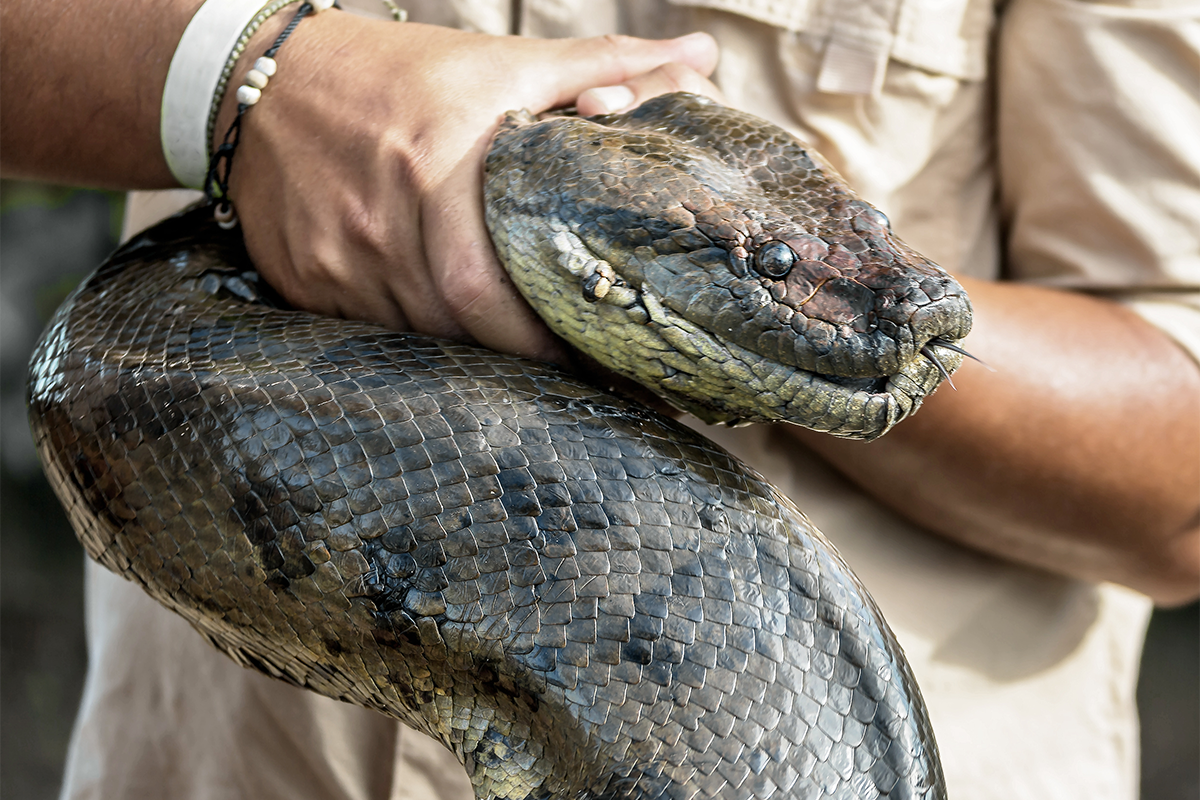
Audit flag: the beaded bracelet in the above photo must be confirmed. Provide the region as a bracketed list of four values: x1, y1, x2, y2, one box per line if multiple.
[204, 1, 407, 229]
[204, 0, 303, 162]
[380, 1, 407, 22]
[204, 0, 330, 229]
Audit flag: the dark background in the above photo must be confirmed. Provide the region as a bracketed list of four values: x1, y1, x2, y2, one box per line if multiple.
[2, 182, 1196, 799]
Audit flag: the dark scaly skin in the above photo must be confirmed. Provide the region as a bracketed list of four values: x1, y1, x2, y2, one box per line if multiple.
[26, 96, 958, 799]
[487, 93, 971, 438]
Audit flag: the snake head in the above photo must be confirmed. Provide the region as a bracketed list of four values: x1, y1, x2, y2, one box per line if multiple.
[485, 93, 972, 440]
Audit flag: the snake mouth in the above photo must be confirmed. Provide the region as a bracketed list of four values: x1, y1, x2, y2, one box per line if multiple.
[823, 373, 890, 393]
[823, 337, 968, 409]
[652, 356, 949, 439]
[626, 282, 968, 438]
[780, 339, 966, 439]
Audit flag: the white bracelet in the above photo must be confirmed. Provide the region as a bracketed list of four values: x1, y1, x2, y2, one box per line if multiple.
[161, 0, 278, 189]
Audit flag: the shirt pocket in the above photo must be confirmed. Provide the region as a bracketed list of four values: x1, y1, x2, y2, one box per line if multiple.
[667, 0, 993, 94]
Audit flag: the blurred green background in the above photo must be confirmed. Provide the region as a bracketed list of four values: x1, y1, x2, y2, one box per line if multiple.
[1, 182, 1196, 799]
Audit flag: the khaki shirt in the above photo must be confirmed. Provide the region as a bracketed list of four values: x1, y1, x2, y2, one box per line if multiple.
[61, 0, 1200, 798]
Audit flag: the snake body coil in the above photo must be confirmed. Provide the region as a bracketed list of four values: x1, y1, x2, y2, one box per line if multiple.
[28, 94, 967, 799]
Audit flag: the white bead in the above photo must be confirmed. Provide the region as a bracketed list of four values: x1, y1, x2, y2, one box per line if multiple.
[214, 203, 239, 229]
[379, 0, 405, 20]
[253, 57, 277, 77]
[311, 0, 335, 11]
[245, 68, 269, 89]
[236, 84, 262, 105]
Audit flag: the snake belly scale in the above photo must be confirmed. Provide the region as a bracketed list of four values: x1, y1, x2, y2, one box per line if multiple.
[28, 94, 967, 799]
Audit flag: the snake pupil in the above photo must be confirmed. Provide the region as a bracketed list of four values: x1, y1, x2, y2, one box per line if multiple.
[753, 241, 796, 278]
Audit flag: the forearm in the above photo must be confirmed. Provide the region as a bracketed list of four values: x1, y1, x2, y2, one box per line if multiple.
[0, 0, 204, 187]
[795, 277, 1200, 605]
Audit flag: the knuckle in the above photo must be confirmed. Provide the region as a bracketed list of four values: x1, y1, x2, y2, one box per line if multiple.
[341, 197, 388, 253]
[392, 125, 435, 183]
[655, 61, 699, 91]
[244, 240, 313, 310]
[598, 33, 636, 53]
[590, 34, 643, 78]
[283, 256, 337, 312]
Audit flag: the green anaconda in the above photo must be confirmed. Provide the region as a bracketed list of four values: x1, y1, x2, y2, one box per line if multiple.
[28, 93, 970, 799]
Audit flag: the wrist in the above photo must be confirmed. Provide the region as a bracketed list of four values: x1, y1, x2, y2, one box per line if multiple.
[209, 8, 391, 194]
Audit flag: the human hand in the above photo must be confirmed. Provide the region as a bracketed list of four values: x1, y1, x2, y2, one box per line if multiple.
[218, 14, 721, 362]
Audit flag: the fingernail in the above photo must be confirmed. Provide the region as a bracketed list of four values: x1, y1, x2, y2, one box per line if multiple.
[585, 85, 636, 114]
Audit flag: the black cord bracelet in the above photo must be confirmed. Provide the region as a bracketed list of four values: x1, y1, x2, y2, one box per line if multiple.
[204, 1, 328, 229]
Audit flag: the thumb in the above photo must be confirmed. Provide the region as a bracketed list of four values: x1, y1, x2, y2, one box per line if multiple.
[575, 62, 724, 116]
[537, 31, 719, 109]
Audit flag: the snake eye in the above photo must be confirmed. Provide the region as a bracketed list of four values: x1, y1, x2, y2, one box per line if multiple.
[754, 241, 795, 278]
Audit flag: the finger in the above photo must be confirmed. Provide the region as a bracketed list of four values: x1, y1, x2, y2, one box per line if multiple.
[419, 137, 569, 364]
[535, 31, 719, 109]
[576, 62, 724, 116]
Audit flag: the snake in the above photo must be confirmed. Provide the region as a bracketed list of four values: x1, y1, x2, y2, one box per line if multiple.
[28, 93, 971, 799]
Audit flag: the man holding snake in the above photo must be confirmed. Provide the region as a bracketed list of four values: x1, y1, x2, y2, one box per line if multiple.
[2, 0, 1198, 797]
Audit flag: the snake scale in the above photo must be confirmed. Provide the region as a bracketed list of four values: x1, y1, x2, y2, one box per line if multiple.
[29, 94, 971, 799]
